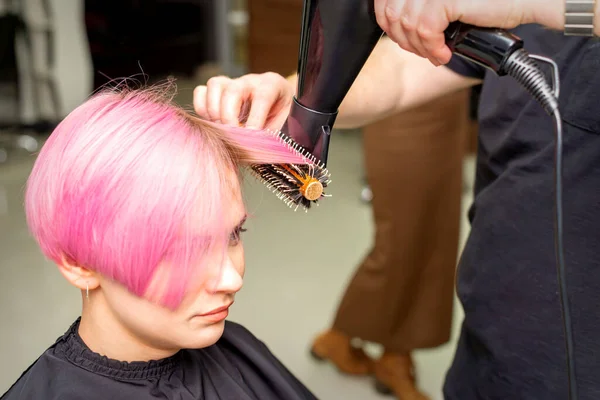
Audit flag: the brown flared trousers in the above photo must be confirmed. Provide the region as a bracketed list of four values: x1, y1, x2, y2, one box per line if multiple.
[332, 88, 471, 353]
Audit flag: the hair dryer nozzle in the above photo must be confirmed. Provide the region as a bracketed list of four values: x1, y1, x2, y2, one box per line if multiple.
[281, 98, 336, 166]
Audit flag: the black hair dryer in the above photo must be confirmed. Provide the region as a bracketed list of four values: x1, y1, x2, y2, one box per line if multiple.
[280, 0, 529, 167]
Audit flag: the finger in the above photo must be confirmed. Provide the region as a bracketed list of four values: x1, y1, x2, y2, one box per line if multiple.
[373, 0, 392, 34]
[430, 45, 453, 65]
[220, 80, 250, 126]
[418, 0, 453, 64]
[245, 90, 280, 130]
[419, 25, 452, 64]
[193, 85, 209, 118]
[386, 18, 420, 56]
[265, 112, 288, 132]
[381, 1, 424, 56]
[400, 0, 440, 65]
[205, 77, 227, 122]
[264, 95, 293, 132]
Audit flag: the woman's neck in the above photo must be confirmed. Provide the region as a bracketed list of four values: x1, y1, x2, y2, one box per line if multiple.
[78, 296, 179, 363]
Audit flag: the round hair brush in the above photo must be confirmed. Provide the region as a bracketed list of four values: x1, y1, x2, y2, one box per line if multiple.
[249, 130, 332, 212]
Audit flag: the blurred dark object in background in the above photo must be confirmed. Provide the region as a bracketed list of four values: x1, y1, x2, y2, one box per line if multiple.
[0, 6, 45, 160]
[0, 11, 25, 128]
[0, 0, 61, 136]
[84, 0, 217, 90]
[0, 13, 23, 86]
[0, 10, 24, 160]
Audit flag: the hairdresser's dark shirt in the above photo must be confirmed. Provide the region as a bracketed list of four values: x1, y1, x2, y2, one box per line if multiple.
[0, 318, 317, 400]
[444, 24, 600, 399]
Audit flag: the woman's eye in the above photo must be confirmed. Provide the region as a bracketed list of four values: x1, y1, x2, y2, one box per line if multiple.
[229, 226, 247, 246]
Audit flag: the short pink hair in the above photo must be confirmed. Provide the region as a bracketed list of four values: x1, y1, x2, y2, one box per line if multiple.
[25, 85, 306, 309]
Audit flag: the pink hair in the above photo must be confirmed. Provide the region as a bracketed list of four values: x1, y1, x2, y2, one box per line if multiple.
[25, 84, 307, 309]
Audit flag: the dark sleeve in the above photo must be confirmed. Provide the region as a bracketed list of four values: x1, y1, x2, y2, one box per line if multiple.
[444, 53, 487, 80]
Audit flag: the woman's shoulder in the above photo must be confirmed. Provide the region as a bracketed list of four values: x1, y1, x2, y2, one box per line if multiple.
[1, 320, 118, 400]
[1, 349, 80, 400]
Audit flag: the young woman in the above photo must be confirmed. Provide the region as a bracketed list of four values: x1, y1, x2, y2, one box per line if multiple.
[1, 85, 317, 400]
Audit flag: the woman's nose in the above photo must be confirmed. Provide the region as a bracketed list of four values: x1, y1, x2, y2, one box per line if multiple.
[210, 256, 243, 294]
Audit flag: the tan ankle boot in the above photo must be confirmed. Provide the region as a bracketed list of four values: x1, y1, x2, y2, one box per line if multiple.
[373, 352, 430, 400]
[309, 329, 373, 375]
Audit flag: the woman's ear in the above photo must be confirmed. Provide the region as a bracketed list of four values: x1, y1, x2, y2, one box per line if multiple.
[57, 255, 100, 291]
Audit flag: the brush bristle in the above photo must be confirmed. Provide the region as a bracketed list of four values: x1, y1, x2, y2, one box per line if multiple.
[249, 130, 332, 212]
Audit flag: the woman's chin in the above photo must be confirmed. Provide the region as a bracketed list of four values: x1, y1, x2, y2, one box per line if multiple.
[179, 320, 226, 350]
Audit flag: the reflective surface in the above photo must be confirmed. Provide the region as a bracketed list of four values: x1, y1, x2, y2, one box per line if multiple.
[294, 0, 382, 112]
[282, 0, 383, 165]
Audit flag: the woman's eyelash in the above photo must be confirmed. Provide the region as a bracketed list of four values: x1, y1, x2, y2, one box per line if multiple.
[230, 226, 247, 242]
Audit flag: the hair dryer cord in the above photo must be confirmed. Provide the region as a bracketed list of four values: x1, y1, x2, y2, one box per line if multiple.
[447, 22, 576, 397]
[500, 49, 577, 400]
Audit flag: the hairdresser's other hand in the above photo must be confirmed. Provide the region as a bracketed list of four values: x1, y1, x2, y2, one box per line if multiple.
[193, 72, 294, 130]
[374, 0, 536, 65]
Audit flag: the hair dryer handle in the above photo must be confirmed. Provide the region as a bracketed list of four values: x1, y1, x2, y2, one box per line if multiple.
[444, 21, 524, 75]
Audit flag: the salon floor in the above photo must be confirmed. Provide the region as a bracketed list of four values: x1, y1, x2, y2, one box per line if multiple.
[0, 111, 476, 400]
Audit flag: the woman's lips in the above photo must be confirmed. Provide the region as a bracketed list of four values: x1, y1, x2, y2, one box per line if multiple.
[195, 302, 233, 322]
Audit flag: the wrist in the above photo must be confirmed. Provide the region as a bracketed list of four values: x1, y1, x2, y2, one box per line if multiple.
[588, 0, 599, 35]
[530, 0, 565, 31]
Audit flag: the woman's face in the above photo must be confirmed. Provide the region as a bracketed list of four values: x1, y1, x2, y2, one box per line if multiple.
[89, 181, 248, 358]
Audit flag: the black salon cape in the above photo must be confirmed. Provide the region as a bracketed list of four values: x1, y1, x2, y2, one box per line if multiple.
[1, 318, 318, 400]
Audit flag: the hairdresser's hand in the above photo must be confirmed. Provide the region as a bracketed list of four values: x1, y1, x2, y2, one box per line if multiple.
[374, 0, 537, 65]
[193, 73, 294, 130]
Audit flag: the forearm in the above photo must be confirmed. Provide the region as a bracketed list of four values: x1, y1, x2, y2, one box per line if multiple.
[339, 39, 482, 128]
[334, 38, 411, 129]
[534, 0, 600, 36]
[296, 38, 412, 129]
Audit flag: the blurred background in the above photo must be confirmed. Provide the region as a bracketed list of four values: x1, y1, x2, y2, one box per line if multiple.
[0, 0, 479, 398]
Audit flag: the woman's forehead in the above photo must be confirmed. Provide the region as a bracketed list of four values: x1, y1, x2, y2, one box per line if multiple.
[223, 168, 246, 222]
[226, 192, 247, 227]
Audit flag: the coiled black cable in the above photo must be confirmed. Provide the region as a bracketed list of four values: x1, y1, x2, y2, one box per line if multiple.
[504, 50, 560, 113]
[504, 49, 577, 400]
